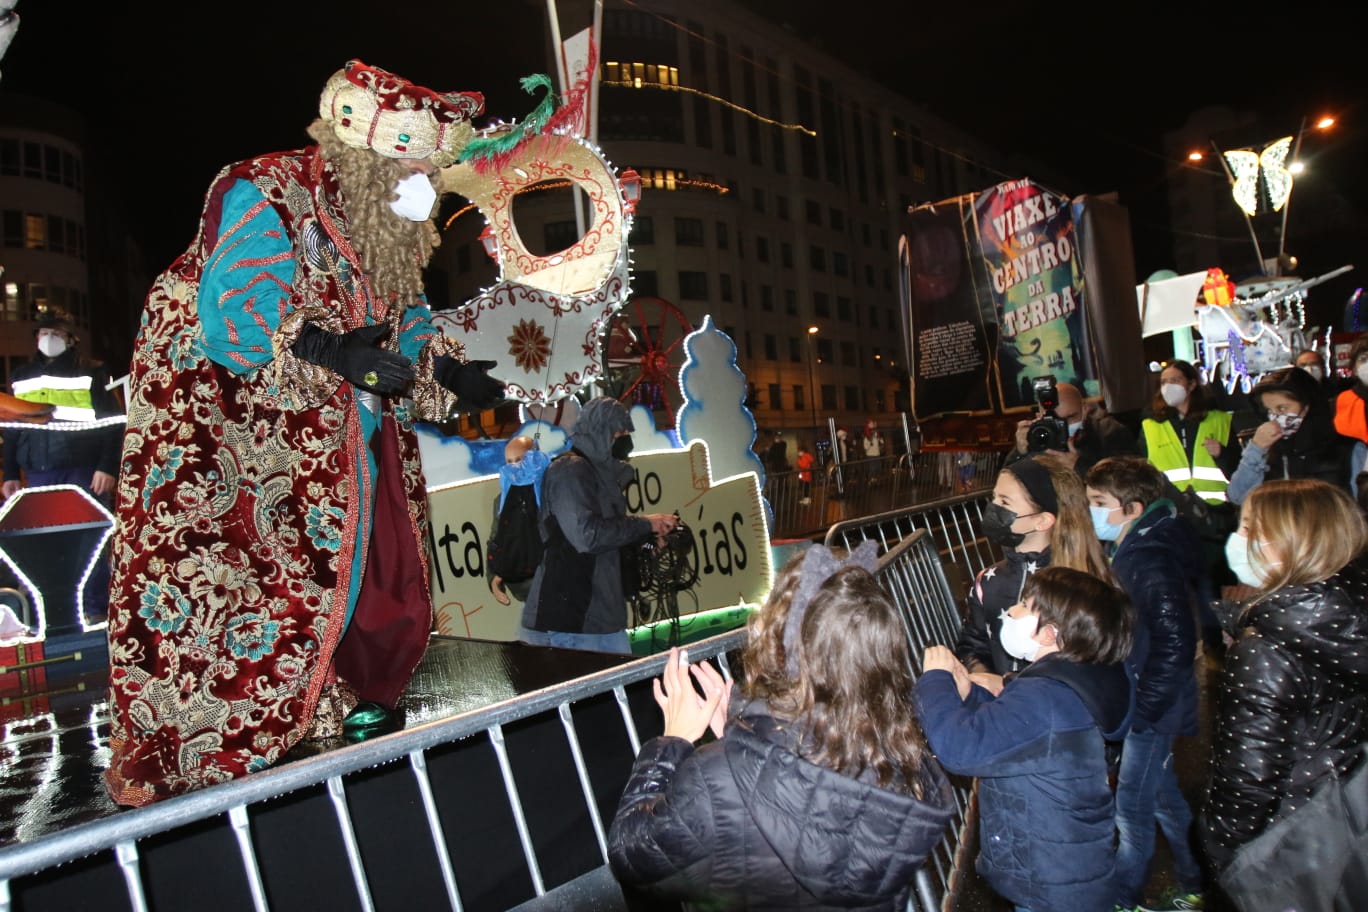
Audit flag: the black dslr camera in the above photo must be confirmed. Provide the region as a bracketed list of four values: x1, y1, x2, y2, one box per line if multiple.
[1025, 375, 1069, 453]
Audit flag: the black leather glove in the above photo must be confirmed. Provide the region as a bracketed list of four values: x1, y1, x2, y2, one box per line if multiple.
[434, 356, 506, 411]
[290, 323, 414, 396]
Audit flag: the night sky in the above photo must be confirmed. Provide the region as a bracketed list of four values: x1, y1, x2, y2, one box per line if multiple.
[4, 0, 1366, 324]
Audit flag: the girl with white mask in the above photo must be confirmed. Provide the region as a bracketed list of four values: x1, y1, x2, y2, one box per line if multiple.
[1205, 479, 1368, 909]
[1138, 359, 1237, 508]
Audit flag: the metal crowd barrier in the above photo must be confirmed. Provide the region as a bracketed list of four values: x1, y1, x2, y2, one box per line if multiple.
[764, 449, 1003, 541]
[0, 531, 979, 912]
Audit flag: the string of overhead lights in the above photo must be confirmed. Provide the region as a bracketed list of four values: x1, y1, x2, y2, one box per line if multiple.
[601, 71, 816, 136]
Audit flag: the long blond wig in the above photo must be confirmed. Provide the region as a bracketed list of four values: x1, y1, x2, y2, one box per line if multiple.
[307, 119, 441, 312]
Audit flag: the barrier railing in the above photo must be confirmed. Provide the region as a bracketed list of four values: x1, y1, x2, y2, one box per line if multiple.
[0, 538, 977, 912]
[765, 449, 1003, 541]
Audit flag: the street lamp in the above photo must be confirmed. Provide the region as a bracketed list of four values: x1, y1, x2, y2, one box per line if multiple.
[806, 325, 819, 432]
[1200, 114, 1336, 275]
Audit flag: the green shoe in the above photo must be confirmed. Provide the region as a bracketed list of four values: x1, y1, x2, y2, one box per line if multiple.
[342, 701, 397, 741]
[1139, 893, 1204, 912]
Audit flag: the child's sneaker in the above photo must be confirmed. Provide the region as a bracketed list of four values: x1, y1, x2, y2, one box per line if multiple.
[1138, 892, 1205, 911]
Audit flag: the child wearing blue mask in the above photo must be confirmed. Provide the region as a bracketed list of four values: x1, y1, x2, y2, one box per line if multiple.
[918, 566, 1134, 912]
[1085, 456, 1207, 910]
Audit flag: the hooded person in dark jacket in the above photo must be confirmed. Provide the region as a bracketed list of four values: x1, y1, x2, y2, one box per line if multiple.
[918, 566, 1134, 912]
[608, 546, 955, 911]
[1085, 456, 1205, 907]
[517, 397, 678, 654]
[1226, 365, 1347, 505]
[1203, 479, 1368, 903]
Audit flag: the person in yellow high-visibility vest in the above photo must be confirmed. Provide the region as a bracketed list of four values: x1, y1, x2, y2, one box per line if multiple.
[1139, 360, 1237, 505]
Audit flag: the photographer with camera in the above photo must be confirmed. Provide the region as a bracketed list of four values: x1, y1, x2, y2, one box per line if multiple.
[1008, 377, 1139, 478]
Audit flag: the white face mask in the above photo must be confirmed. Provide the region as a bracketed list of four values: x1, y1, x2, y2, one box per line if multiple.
[999, 610, 1044, 662]
[1357, 364, 1368, 387]
[1301, 364, 1324, 381]
[1067, 420, 1083, 438]
[389, 171, 437, 221]
[38, 334, 67, 358]
[1160, 382, 1188, 407]
[1224, 530, 1277, 588]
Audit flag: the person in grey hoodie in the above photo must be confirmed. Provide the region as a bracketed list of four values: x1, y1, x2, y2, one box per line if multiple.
[518, 397, 677, 653]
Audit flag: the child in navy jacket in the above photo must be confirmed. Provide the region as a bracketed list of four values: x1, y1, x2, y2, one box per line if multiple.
[916, 566, 1134, 912]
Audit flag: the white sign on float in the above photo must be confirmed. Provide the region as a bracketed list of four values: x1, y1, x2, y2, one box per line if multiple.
[422, 316, 774, 641]
[426, 439, 772, 641]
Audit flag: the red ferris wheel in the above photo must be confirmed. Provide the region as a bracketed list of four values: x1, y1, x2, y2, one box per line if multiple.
[601, 296, 694, 429]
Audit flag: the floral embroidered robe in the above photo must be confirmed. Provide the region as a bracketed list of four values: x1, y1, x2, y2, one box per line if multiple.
[104, 147, 465, 805]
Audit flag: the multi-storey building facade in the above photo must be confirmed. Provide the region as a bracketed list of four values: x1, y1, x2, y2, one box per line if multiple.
[437, 0, 1059, 442]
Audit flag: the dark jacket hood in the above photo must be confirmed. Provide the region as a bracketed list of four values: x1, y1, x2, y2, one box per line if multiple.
[1019, 653, 1132, 740]
[1121, 499, 1203, 582]
[723, 703, 955, 905]
[1244, 556, 1368, 685]
[570, 397, 634, 487]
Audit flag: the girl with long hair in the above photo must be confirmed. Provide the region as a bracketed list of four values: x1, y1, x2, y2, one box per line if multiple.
[1203, 478, 1368, 910]
[608, 545, 955, 910]
[955, 451, 1114, 684]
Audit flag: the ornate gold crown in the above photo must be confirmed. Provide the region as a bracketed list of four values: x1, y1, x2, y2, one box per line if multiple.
[319, 60, 485, 168]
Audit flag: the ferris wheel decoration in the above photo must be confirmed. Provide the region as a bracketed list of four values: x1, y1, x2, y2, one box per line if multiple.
[601, 296, 694, 429]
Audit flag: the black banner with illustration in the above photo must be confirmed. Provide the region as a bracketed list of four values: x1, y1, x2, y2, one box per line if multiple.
[900, 202, 994, 420]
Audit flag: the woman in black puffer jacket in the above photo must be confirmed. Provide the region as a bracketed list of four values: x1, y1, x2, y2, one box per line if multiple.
[607, 544, 955, 911]
[1204, 478, 1368, 905]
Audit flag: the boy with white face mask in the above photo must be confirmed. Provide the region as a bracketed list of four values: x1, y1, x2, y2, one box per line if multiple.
[918, 566, 1135, 912]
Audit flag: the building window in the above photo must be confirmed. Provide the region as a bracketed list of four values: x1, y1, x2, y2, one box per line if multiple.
[816, 339, 833, 363]
[776, 196, 789, 221]
[763, 334, 778, 360]
[768, 383, 783, 410]
[675, 217, 705, 246]
[832, 251, 848, 277]
[752, 188, 765, 213]
[715, 220, 728, 249]
[544, 220, 579, 252]
[829, 208, 845, 231]
[0, 139, 19, 176]
[756, 237, 769, 263]
[760, 284, 774, 311]
[602, 60, 680, 88]
[780, 242, 793, 269]
[813, 292, 830, 318]
[789, 337, 802, 362]
[792, 384, 805, 412]
[744, 332, 753, 358]
[719, 273, 733, 302]
[837, 296, 853, 322]
[633, 215, 655, 244]
[821, 384, 837, 410]
[805, 199, 821, 225]
[679, 271, 709, 299]
[784, 289, 798, 315]
[809, 245, 826, 272]
[841, 340, 856, 365]
[845, 386, 860, 410]
[634, 270, 659, 297]
[23, 213, 45, 250]
[865, 264, 875, 287]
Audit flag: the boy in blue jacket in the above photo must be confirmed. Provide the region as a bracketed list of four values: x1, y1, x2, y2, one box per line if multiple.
[1086, 457, 1205, 910]
[917, 566, 1134, 912]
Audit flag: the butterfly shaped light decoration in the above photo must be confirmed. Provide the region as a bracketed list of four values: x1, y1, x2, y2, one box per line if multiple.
[1223, 136, 1294, 216]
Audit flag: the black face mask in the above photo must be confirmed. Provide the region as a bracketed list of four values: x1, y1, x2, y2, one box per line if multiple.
[611, 436, 634, 460]
[982, 502, 1035, 548]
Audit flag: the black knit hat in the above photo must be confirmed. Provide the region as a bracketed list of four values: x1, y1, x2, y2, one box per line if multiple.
[34, 310, 73, 334]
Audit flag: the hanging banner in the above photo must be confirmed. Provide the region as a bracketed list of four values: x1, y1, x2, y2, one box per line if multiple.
[973, 179, 1095, 409]
[901, 202, 995, 420]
